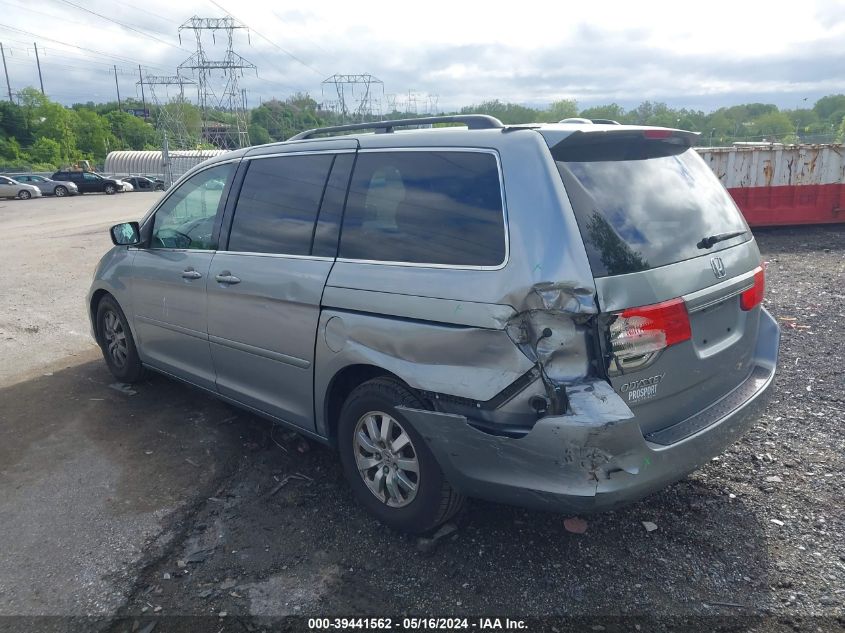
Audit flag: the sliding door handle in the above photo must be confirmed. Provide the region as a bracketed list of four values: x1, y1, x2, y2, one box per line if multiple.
[215, 272, 241, 285]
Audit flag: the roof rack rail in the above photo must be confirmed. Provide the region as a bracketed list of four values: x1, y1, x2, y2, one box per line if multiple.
[289, 114, 504, 140]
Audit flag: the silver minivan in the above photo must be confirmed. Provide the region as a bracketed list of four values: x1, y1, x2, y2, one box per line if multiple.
[90, 115, 779, 533]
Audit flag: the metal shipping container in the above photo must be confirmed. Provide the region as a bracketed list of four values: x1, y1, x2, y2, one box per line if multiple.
[697, 144, 845, 227]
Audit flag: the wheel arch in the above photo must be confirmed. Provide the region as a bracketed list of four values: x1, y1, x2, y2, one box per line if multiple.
[89, 288, 138, 348]
[323, 364, 413, 445]
[89, 288, 113, 345]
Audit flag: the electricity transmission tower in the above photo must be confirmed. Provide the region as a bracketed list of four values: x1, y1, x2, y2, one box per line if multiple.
[139, 75, 197, 149]
[178, 16, 256, 149]
[321, 74, 384, 123]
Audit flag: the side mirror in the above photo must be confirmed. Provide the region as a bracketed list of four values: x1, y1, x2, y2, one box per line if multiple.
[110, 221, 141, 246]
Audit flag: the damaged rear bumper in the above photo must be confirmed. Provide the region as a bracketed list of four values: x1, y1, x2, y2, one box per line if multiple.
[399, 309, 779, 514]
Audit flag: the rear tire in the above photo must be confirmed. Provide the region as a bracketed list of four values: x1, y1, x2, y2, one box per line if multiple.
[54, 186, 68, 197]
[104, 184, 117, 195]
[338, 377, 464, 534]
[17, 190, 31, 200]
[95, 295, 144, 383]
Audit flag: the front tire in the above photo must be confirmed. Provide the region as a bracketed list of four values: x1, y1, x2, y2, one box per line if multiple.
[54, 185, 68, 197]
[96, 295, 144, 383]
[104, 184, 117, 195]
[338, 377, 464, 534]
[17, 190, 31, 200]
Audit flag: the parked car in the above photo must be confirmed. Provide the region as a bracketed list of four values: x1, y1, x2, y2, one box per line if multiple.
[90, 115, 780, 533]
[0, 175, 42, 199]
[10, 174, 79, 197]
[50, 170, 126, 194]
[122, 175, 166, 192]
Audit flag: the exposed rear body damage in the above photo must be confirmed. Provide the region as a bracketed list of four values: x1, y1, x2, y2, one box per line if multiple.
[398, 309, 777, 511]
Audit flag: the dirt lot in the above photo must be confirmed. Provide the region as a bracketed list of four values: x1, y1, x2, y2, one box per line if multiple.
[0, 195, 843, 632]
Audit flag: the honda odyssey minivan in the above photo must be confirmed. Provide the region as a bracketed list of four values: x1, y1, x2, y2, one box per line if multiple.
[89, 115, 779, 533]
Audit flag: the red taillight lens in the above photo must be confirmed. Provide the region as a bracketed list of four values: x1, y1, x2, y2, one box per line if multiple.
[610, 297, 691, 360]
[643, 129, 673, 139]
[740, 266, 765, 311]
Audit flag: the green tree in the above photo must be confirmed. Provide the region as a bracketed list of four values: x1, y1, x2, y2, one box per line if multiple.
[105, 110, 157, 149]
[18, 88, 76, 162]
[837, 114, 845, 143]
[750, 111, 795, 140]
[0, 101, 32, 145]
[28, 137, 62, 165]
[248, 123, 271, 145]
[813, 94, 845, 122]
[0, 136, 22, 161]
[579, 103, 627, 123]
[460, 99, 541, 124]
[72, 108, 116, 160]
[545, 99, 578, 122]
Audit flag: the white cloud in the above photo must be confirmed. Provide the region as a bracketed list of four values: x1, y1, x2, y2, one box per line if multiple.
[0, 0, 843, 110]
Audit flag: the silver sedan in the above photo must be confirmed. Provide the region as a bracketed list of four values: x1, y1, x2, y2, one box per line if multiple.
[0, 175, 42, 199]
[9, 174, 78, 197]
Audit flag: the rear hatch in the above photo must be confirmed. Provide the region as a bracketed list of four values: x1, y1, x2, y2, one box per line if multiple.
[545, 126, 766, 441]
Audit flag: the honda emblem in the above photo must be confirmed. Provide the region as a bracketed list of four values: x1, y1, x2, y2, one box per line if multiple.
[710, 257, 726, 279]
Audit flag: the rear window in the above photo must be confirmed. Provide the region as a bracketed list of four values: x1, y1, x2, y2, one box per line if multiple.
[339, 151, 506, 267]
[555, 141, 748, 277]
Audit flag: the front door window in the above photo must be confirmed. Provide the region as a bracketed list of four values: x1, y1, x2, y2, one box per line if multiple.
[151, 163, 234, 250]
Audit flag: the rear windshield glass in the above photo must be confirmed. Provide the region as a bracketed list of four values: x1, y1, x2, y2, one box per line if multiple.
[556, 144, 748, 277]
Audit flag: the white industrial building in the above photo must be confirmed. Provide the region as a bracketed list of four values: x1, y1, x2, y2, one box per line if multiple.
[103, 150, 230, 183]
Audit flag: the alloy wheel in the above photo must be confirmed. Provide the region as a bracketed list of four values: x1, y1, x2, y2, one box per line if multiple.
[353, 411, 420, 508]
[102, 310, 128, 369]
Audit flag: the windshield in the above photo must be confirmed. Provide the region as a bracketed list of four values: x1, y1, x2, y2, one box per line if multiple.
[556, 146, 748, 277]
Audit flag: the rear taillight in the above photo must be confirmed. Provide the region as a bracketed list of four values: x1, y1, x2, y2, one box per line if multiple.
[740, 266, 765, 311]
[610, 297, 692, 361]
[643, 129, 673, 139]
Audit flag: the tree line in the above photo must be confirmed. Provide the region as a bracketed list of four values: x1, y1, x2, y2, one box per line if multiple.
[2, 86, 844, 172]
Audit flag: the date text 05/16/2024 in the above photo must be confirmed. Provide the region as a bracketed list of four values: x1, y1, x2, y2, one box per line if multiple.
[307, 618, 528, 630]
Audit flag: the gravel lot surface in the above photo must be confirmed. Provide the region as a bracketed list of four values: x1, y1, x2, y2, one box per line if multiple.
[0, 195, 842, 632]
[0, 192, 159, 388]
[110, 226, 844, 631]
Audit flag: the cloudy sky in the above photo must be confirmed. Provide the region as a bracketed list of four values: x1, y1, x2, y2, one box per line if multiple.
[1, 0, 844, 113]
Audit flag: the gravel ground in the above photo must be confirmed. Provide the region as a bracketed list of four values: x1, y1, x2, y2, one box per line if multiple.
[102, 225, 845, 632]
[0, 193, 158, 388]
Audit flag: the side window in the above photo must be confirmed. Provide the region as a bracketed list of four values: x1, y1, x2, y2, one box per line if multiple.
[338, 151, 506, 267]
[83, 173, 100, 181]
[226, 154, 333, 255]
[16, 176, 29, 182]
[151, 163, 234, 250]
[0, 177, 11, 185]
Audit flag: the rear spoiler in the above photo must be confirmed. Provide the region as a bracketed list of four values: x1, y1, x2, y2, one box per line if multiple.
[544, 127, 700, 162]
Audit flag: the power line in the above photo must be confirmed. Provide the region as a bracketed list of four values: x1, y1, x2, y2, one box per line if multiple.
[270, 11, 334, 58]
[52, 0, 188, 52]
[0, 24, 170, 70]
[206, 0, 324, 77]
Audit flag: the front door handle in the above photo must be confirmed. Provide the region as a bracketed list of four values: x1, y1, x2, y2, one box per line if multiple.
[181, 269, 203, 279]
[215, 272, 241, 285]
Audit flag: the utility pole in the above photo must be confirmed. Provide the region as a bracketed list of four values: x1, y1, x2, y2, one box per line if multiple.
[138, 64, 147, 120]
[114, 65, 121, 110]
[1, 43, 12, 103]
[162, 131, 172, 186]
[33, 43, 44, 95]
